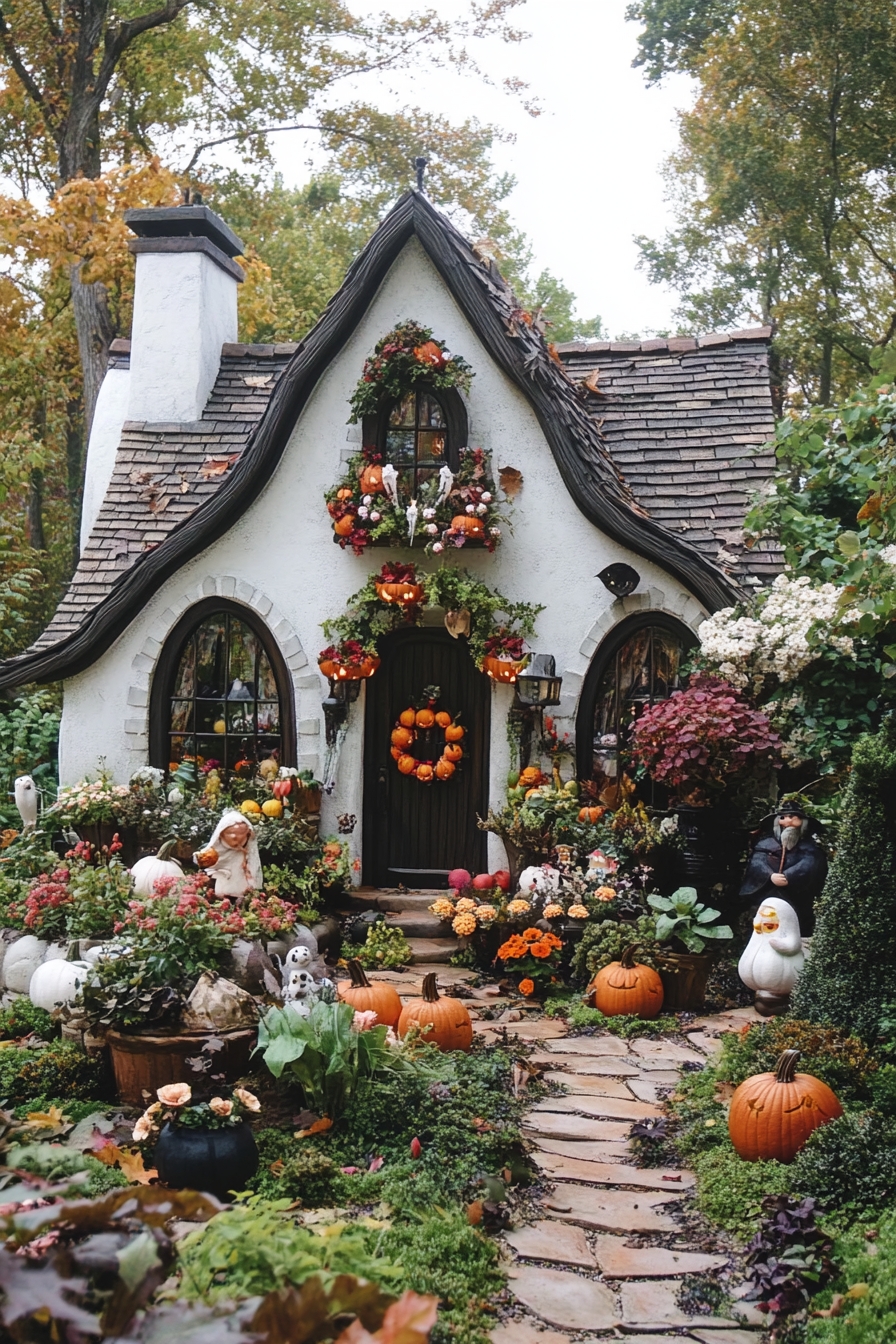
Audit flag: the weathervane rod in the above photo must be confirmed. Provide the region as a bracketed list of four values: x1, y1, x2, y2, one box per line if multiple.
[415, 156, 427, 193]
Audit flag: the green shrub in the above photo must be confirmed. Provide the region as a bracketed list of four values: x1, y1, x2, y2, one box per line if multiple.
[249, 1129, 338, 1205]
[869, 1063, 896, 1115]
[715, 1019, 878, 1101]
[378, 1212, 504, 1344]
[4, 1142, 129, 1197]
[0, 1042, 110, 1105]
[792, 716, 896, 1039]
[571, 915, 660, 986]
[543, 997, 681, 1037]
[807, 1209, 896, 1343]
[355, 921, 412, 969]
[0, 1000, 57, 1040]
[690, 1145, 791, 1236]
[791, 1110, 896, 1216]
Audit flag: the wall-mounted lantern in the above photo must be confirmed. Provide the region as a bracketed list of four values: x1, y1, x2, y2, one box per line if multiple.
[511, 654, 563, 768]
[323, 676, 363, 746]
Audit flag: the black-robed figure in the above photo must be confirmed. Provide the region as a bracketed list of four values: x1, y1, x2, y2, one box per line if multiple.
[739, 803, 827, 935]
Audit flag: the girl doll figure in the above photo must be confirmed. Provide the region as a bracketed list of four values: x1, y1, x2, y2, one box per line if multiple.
[194, 809, 263, 900]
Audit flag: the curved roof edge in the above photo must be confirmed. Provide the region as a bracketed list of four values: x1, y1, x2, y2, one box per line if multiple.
[0, 190, 741, 690]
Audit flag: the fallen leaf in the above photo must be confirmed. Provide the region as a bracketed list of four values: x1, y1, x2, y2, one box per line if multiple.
[269, 1160, 285, 1177]
[409, 1137, 422, 1158]
[369, 1156, 384, 1173]
[466, 1200, 483, 1227]
[23, 1107, 71, 1136]
[812, 1293, 845, 1319]
[661, 1173, 682, 1182]
[583, 368, 605, 396]
[498, 466, 523, 497]
[244, 374, 273, 388]
[94, 1144, 157, 1185]
[847, 1283, 870, 1298]
[199, 454, 239, 479]
[296, 1116, 333, 1139]
[714, 1081, 736, 1103]
[147, 492, 170, 514]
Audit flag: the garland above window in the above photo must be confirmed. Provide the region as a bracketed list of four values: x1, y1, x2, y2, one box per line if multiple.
[348, 320, 473, 422]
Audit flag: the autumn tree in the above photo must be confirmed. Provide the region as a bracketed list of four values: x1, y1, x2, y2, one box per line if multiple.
[626, 0, 896, 407]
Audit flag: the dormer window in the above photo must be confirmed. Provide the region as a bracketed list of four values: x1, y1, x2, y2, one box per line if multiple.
[381, 389, 457, 497]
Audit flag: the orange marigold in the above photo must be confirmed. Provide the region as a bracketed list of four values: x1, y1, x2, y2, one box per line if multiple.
[529, 940, 553, 958]
[595, 886, 617, 902]
[497, 935, 527, 961]
[518, 978, 535, 996]
[521, 928, 542, 943]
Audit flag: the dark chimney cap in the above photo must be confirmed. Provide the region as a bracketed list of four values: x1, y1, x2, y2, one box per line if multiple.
[124, 204, 244, 258]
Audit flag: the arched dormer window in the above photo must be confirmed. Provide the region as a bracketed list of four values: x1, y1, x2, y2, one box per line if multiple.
[370, 385, 468, 498]
[576, 614, 696, 806]
[149, 598, 295, 781]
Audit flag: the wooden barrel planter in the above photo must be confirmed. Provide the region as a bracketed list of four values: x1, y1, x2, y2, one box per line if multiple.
[107, 1027, 256, 1106]
[656, 952, 712, 1012]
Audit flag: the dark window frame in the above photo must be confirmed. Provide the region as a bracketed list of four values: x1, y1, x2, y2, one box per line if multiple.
[149, 597, 296, 778]
[366, 385, 468, 497]
[576, 612, 696, 798]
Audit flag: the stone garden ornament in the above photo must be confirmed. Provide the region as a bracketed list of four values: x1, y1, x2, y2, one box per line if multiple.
[738, 896, 807, 1016]
[739, 802, 827, 934]
[194, 810, 263, 900]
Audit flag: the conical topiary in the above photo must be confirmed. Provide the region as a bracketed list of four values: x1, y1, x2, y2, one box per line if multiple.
[791, 714, 896, 1039]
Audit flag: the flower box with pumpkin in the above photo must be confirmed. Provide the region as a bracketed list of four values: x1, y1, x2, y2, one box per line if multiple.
[318, 640, 380, 681]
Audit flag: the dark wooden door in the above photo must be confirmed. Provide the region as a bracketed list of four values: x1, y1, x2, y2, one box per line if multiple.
[363, 628, 490, 888]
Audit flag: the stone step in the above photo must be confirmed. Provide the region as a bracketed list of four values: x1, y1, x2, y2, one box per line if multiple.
[385, 911, 448, 938]
[407, 937, 460, 964]
[379, 893, 441, 913]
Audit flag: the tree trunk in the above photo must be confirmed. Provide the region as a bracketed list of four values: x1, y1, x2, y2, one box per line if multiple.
[27, 468, 46, 551]
[66, 406, 85, 566]
[71, 262, 115, 436]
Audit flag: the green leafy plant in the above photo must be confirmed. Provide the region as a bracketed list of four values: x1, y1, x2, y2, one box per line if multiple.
[791, 1110, 896, 1216]
[807, 1205, 896, 1343]
[0, 688, 60, 828]
[543, 996, 681, 1038]
[571, 915, 661, 985]
[355, 920, 412, 969]
[648, 886, 733, 953]
[717, 1019, 878, 1100]
[0, 999, 56, 1040]
[0, 1041, 109, 1105]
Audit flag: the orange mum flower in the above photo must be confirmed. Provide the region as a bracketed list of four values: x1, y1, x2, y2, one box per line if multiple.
[497, 935, 527, 961]
[518, 979, 535, 997]
[529, 940, 553, 958]
[521, 928, 542, 943]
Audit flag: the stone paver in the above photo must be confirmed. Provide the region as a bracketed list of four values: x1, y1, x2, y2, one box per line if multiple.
[531, 1095, 661, 1122]
[542, 1184, 681, 1233]
[542, 1055, 642, 1076]
[543, 1036, 632, 1056]
[686, 1031, 724, 1055]
[523, 1113, 632, 1141]
[629, 1039, 707, 1065]
[479, 1020, 570, 1042]
[504, 1220, 597, 1268]
[507, 1265, 619, 1330]
[627, 1075, 679, 1103]
[543, 1071, 635, 1098]
[592, 1234, 727, 1277]
[619, 1280, 741, 1329]
[532, 1151, 694, 1191]
[529, 1136, 632, 1163]
[490, 1323, 579, 1344]
[690, 1331, 765, 1344]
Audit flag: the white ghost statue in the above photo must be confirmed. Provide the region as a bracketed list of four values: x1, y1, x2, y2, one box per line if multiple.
[381, 463, 399, 505]
[406, 499, 419, 545]
[738, 897, 806, 998]
[14, 775, 38, 829]
[436, 464, 454, 504]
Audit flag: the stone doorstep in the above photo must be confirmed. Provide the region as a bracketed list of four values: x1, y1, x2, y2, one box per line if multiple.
[531, 1152, 694, 1192]
[503, 1220, 597, 1268]
[407, 937, 462, 964]
[507, 1265, 620, 1332]
[531, 1095, 662, 1122]
[591, 1234, 728, 1279]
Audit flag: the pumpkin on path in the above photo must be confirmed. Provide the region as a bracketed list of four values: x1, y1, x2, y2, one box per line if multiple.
[398, 974, 473, 1052]
[337, 959, 402, 1028]
[587, 945, 664, 1019]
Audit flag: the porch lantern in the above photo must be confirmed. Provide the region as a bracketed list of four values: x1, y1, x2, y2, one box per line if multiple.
[323, 672, 367, 745]
[512, 654, 563, 769]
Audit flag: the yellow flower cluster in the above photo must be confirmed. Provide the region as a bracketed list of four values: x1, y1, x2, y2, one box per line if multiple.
[430, 898, 456, 920]
[567, 903, 589, 919]
[476, 904, 498, 923]
[455, 897, 477, 913]
[506, 898, 532, 916]
[452, 912, 478, 936]
[543, 903, 564, 919]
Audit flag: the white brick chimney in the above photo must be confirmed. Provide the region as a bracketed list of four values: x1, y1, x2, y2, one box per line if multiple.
[124, 203, 244, 423]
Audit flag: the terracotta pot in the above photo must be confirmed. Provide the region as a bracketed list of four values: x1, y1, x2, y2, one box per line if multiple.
[656, 951, 712, 1012]
[153, 1120, 258, 1200]
[482, 655, 526, 683]
[106, 1027, 256, 1107]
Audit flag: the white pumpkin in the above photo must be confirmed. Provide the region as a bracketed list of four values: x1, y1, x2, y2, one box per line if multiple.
[3, 936, 49, 993]
[29, 959, 91, 1011]
[518, 865, 560, 896]
[738, 898, 806, 996]
[130, 841, 183, 897]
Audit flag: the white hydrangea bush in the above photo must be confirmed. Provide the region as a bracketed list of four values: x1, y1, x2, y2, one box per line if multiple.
[698, 574, 859, 694]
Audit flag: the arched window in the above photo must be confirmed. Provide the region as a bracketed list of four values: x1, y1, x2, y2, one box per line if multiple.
[576, 614, 696, 806]
[150, 598, 295, 781]
[372, 386, 468, 497]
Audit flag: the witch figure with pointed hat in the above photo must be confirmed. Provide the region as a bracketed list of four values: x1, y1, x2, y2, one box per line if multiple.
[738, 799, 827, 935]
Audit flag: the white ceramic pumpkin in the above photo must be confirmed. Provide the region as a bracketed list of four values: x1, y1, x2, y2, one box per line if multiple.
[29, 959, 92, 1011]
[3, 935, 49, 993]
[130, 840, 183, 897]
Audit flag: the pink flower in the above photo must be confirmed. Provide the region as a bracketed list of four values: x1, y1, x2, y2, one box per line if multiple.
[157, 1083, 191, 1107]
[234, 1088, 261, 1112]
[351, 1010, 379, 1032]
[209, 1097, 233, 1117]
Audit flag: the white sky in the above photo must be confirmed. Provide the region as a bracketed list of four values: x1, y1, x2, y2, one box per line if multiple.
[268, 0, 696, 338]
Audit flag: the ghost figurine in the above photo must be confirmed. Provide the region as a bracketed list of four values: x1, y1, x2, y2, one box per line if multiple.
[14, 775, 38, 830]
[194, 809, 262, 901]
[381, 463, 399, 505]
[436, 464, 454, 504]
[406, 499, 419, 545]
[738, 897, 806, 1017]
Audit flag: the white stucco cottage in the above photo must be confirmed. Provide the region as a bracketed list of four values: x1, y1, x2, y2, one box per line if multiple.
[0, 191, 777, 885]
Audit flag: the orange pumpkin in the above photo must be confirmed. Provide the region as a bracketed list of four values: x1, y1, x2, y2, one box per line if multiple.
[518, 766, 544, 788]
[451, 515, 485, 537]
[318, 657, 337, 677]
[443, 743, 463, 763]
[398, 973, 473, 1052]
[397, 754, 417, 775]
[482, 654, 525, 683]
[414, 340, 444, 367]
[391, 727, 414, 749]
[334, 514, 355, 537]
[416, 763, 434, 782]
[390, 746, 402, 761]
[435, 758, 455, 779]
[588, 946, 664, 1019]
[435, 711, 452, 729]
[579, 806, 605, 823]
[338, 958, 402, 1028]
[415, 708, 435, 729]
[728, 1050, 844, 1164]
[336, 487, 354, 501]
[359, 464, 384, 495]
[399, 707, 417, 728]
[333, 656, 380, 680]
[445, 723, 464, 742]
[375, 581, 425, 606]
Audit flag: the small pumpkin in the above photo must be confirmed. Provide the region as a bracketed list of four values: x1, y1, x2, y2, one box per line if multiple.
[375, 581, 425, 606]
[435, 758, 455, 779]
[588, 945, 664, 1019]
[482, 655, 525, 683]
[336, 487, 354, 501]
[397, 754, 417, 775]
[443, 743, 463, 762]
[415, 708, 435, 729]
[194, 846, 219, 870]
[728, 1049, 844, 1164]
[261, 799, 283, 818]
[240, 799, 262, 816]
[399, 707, 417, 728]
[130, 840, 184, 897]
[579, 806, 605, 824]
[518, 766, 543, 789]
[416, 763, 434, 782]
[213, 718, 226, 734]
[359, 464, 384, 494]
[318, 657, 338, 677]
[29, 958, 92, 1012]
[334, 514, 356, 537]
[451, 515, 485, 537]
[445, 723, 465, 742]
[338, 958, 402, 1027]
[435, 710, 452, 728]
[392, 726, 414, 749]
[390, 746, 403, 761]
[398, 973, 473, 1052]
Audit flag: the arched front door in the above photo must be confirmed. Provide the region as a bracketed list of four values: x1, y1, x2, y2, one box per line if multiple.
[363, 628, 490, 888]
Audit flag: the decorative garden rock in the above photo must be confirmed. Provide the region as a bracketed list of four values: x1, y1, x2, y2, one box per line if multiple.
[193, 810, 262, 900]
[738, 896, 806, 1015]
[739, 802, 827, 934]
[181, 972, 258, 1032]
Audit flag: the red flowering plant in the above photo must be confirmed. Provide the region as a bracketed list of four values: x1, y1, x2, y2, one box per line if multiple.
[243, 892, 300, 938]
[483, 630, 527, 663]
[630, 674, 782, 806]
[113, 872, 246, 984]
[16, 867, 74, 940]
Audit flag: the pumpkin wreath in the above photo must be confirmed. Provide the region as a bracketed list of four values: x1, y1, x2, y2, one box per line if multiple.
[390, 695, 465, 783]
